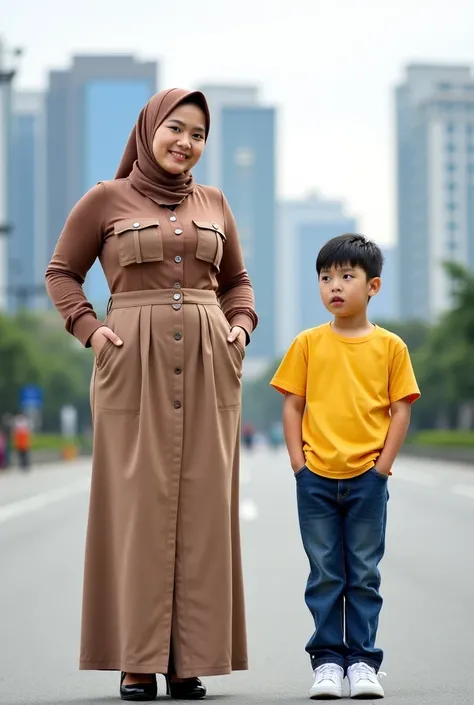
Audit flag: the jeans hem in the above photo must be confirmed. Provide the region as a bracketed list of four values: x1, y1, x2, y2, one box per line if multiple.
[346, 657, 382, 673]
[310, 656, 345, 670]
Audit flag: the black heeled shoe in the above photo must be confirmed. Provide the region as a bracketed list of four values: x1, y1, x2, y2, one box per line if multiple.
[120, 672, 158, 701]
[165, 675, 207, 699]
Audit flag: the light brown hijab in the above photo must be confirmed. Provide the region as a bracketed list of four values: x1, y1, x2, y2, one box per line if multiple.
[115, 88, 210, 206]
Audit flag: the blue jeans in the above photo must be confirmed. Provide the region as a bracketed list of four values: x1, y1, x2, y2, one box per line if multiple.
[295, 466, 388, 673]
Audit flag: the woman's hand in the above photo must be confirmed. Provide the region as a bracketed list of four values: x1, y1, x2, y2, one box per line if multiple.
[227, 326, 246, 348]
[90, 326, 123, 356]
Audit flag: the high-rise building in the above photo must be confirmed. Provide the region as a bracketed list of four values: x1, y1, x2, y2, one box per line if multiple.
[195, 85, 276, 365]
[8, 91, 47, 312]
[396, 64, 474, 320]
[0, 40, 18, 312]
[193, 85, 259, 187]
[278, 194, 359, 351]
[45, 55, 158, 309]
[371, 244, 398, 324]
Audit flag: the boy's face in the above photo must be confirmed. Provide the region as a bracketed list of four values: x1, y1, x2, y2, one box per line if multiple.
[319, 264, 381, 317]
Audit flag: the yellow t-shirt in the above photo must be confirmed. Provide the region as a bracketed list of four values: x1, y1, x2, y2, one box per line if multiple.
[270, 324, 420, 479]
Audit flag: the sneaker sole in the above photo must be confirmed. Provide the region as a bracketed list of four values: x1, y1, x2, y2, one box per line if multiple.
[350, 688, 384, 699]
[310, 688, 342, 700]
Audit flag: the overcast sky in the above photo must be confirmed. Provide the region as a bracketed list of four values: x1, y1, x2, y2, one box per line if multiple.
[3, 0, 474, 244]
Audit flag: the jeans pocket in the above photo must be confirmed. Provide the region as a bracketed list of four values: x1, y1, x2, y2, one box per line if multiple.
[294, 465, 307, 479]
[370, 466, 389, 480]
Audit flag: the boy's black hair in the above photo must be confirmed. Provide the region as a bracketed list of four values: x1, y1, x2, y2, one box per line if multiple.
[316, 233, 384, 279]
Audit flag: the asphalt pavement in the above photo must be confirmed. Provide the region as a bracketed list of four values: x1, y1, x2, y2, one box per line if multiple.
[1, 448, 473, 704]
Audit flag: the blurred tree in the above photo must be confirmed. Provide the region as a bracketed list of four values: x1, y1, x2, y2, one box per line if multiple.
[372, 318, 431, 353]
[0, 312, 93, 431]
[0, 315, 42, 415]
[412, 263, 474, 429]
[242, 357, 282, 432]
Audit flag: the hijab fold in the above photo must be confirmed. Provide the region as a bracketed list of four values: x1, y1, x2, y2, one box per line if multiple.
[115, 88, 210, 206]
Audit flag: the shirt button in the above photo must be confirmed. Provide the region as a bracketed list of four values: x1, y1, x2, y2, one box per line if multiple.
[175, 228, 183, 235]
[173, 282, 181, 289]
[174, 367, 182, 375]
[170, 215, 177, 222]
[173, 293, 181, 301]
[174, 255, 182, 263]
[174, 332, 182, 340]
[172, 303, 182, 310]
[174, 401, 182, 409]
[133, 222, 140, 228]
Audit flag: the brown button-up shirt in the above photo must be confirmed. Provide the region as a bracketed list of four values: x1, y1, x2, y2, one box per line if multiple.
[45, 179, 258, 346]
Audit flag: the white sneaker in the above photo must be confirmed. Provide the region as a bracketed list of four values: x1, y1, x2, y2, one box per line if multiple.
[347, 662, 385, 699]
[309, 663, 344, 699]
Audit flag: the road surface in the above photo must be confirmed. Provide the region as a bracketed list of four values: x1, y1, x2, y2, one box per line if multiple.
[1, 449, 473, 704]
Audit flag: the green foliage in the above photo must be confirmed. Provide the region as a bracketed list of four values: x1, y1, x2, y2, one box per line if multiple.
[410, 263, 474, 427]
[0, 312, 93, 432]
[30, 433, 93, 452]
[406, 430, 474, 447]
[242, 357, 283, 431]
[372, 318, 431, 352]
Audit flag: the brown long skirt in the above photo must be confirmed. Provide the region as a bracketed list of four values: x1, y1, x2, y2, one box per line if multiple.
[80, 288, 248, 677]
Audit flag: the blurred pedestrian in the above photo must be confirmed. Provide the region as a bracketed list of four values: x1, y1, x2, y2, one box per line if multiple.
[242, 421, 255, 450]
[271, 234, 420, 699]
[12, 413, 31, 471]
[268, 421, 284, 449]
[46, 88, 257, 701]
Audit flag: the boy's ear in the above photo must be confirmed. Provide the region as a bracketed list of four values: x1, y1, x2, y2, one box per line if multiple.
[368, 277, 381, 297]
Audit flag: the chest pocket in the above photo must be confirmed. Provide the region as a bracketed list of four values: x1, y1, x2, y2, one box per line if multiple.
[193, 221, 226, 272]
[114, 219, 163, 266]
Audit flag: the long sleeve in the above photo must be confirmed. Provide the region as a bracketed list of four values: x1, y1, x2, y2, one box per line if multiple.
[217, 191, 258, 340]
[45, 183, 106, 347]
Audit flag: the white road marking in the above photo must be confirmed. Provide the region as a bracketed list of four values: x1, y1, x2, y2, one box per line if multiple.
[239, 499, 258, 521]
[451, 484, 474, 500]
[0, 477, 90, 526]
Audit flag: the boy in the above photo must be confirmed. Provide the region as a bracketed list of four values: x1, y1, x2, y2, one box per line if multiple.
[270, 234, 420, 699]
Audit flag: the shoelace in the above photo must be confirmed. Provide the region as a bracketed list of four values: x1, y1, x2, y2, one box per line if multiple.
[316, 664, 341, 683]
[352, 663, 387, 683]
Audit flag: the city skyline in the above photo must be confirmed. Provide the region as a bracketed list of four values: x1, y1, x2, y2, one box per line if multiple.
[5, 55, 400, 368]
[5, 0, 474, 247]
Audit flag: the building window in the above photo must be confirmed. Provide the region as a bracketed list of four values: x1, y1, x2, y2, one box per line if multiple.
[447, 202, 457, 211]
[446, 181, 456, 191]
[446, 162, 456, 172]
[468, 163, 474, 173]
[447, 221, 457, 231]
[446, 122, 455, 133]
[446, 142, 456, 153]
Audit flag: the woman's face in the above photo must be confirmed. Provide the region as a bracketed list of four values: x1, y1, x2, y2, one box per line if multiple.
[152, 102, 207, 175]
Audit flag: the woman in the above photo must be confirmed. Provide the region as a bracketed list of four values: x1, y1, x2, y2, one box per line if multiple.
[46, 88, 258, 702]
